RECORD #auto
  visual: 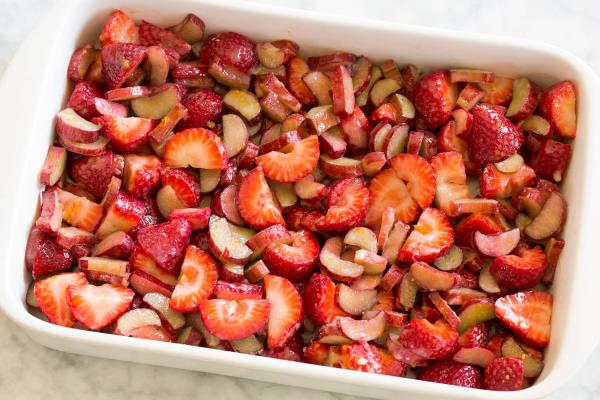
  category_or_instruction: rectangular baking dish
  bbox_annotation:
[1,0,599,399]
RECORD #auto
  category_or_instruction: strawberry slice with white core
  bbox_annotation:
[398,207,454,263]
[237,166,284,229]
[256,135,320,183]
[389,153,436,210]
[34,272,87,327]
[430,151,469,216]
[163,128,228,169]
[198,299,270,341]
[495,290,552,349]
[365,168,419,227]
[264,275,303,349]
[169,246,218,312]
[66,283,134,330]
[539,80,577,138]
[316,177,369,232]
[99,115,153,152]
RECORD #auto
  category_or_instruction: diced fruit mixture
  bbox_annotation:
[28,9,577,392]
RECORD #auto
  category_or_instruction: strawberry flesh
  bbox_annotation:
[136,219,192,274]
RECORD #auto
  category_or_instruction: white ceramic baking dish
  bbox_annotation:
[0,0,599,398]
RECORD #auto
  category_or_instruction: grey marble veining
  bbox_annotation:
[1,0,599,399]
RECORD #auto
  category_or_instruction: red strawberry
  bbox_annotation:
[59,189,104,233]
[138,20,191,56]
[100,43,147,89]
[491,246,547,290]
[487,334,506,357]
[163,128,227,170]
[264,274,304,348]
[480,163,537,199]
[198,32,257,73]
[495,290,552,348]
[484,357,524,391]
[379,349,408,377]
[263,335,304,362]
[137,219,191,274]
[66,283,134,330]
[389,153,436,209]
[169,246,218,312]
[398,208,454,263]
[256,135,320,183]
[437,120,468,153]
[365,168,419,226]
[198,298,270,340]
[530,139,572,183]
[161,168,200,207]
[95,191,145,238]
[262,230,320,282]
[214,280,263,300]
[179,89,223,130]
[340,342,383,373]
[99,115,153,152]
[538,80,577,138]
[32,240,73,279]
[303,341,331,365]
[412,70,457,129]
[418,359,483,388]
[398,319,458,360]
[123,154,162,199]
[468,103,524,165]
[316,177,369,232]
[99,9,139,46]
[479,77,513,106]
[70,151,115,198]
[34,272,87,327]
[67,81,103,120]
[430,151,469,216]
[237,167,285,229]
[455,213,503,247]
[458,322,488,348]
[303,273,349,325]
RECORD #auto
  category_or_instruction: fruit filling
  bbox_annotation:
[27,8,577,392]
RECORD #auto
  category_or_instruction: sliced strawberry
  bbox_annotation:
[31,239,73,279]
[66,283,134,330]
[163,128,228,169]
[418,358,483,388]
[458,322,488,348]
[398,318,458,360]
[303,273,348,325]
[99,9,139,46]
[484,357,524,391]
[137,219,191,274]
[468,103,524,165]
[99,115,153,152]
[340,342,383,373]
[479,77,513,106]
[179,89,223,130]
[67,81,104,120]
[123,154,162,199]
[264,275,303,348]
[237,166,284,229]
[100,43,147,89]
[430,151,470,216]
[491,246,547,290]
[34,272,87,327]
[138,20,191,56]
[59,189,104,233]
[398,208,454,263]
[198,298,270,340]
[480,163,537,199]
[389,153,436,209]
[495,290,552,348]
[198,32,257,73]
[538,80,577,138]
[530,139,572,182]
[455,213,503,248]
[95,191,145,238]
[70,150,115,198]
[316,177,369,232]
[214,281,263,300]
[412,70,457,129]
[365,168,419,227]
[303,341,331,365]
[161,168,200,206]
[379,349,408,377]
[262,230,320,282]
[255,135,320,183]
[437,120,468,153]
[263,334,303,362]
[169,246,218,312]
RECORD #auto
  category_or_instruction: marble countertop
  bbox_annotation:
[1,0,599,399]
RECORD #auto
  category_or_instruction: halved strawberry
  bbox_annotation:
[237,166,284,229]
[161,168,200,207]
[398,318,458,360]
[379,349,408,377]
[303,341,331,365]
[99,115,153,152]
[389,153,436,209]
[316,177,369,232]
[66,283,134,330]
[398,208,454,263]
[99,9,139,46]
[538,80,577,138]
[303,273,349,325]
[163,128,228,169]
[480,163,537,199]
[412,70,457,129]
[198,32,257,73]
[169,246,218,312]
[59,189,104,233]
[437,120,468,153]
[264,274,303,349]
[255,135,320,183]
[263,334,303,362]
[179,89,223,130]
[340,342,383,373]
[70,150,115,198]
[137,219,191,274]
[455,213,503,248]
[34,272,87,327]
[458,323,488,348]
[484,357,524,391]
[418,358,483,388]
[139,20,191,56]
[495,290,552,348]
[198,298,270,340]
[32,239,73,279]
[100,43,147,89]
[530,139,572,182]
[214,281,263,300]
[67,81,103,120]
[262,230,320,282]
[121,154,161,198]
[479,77,513,106]
[95,191,145,238]
[430,151,470,216]
[365,168,419,227]
[491,246,547,290]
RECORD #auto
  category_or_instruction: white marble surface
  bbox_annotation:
[1,0,600,399]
